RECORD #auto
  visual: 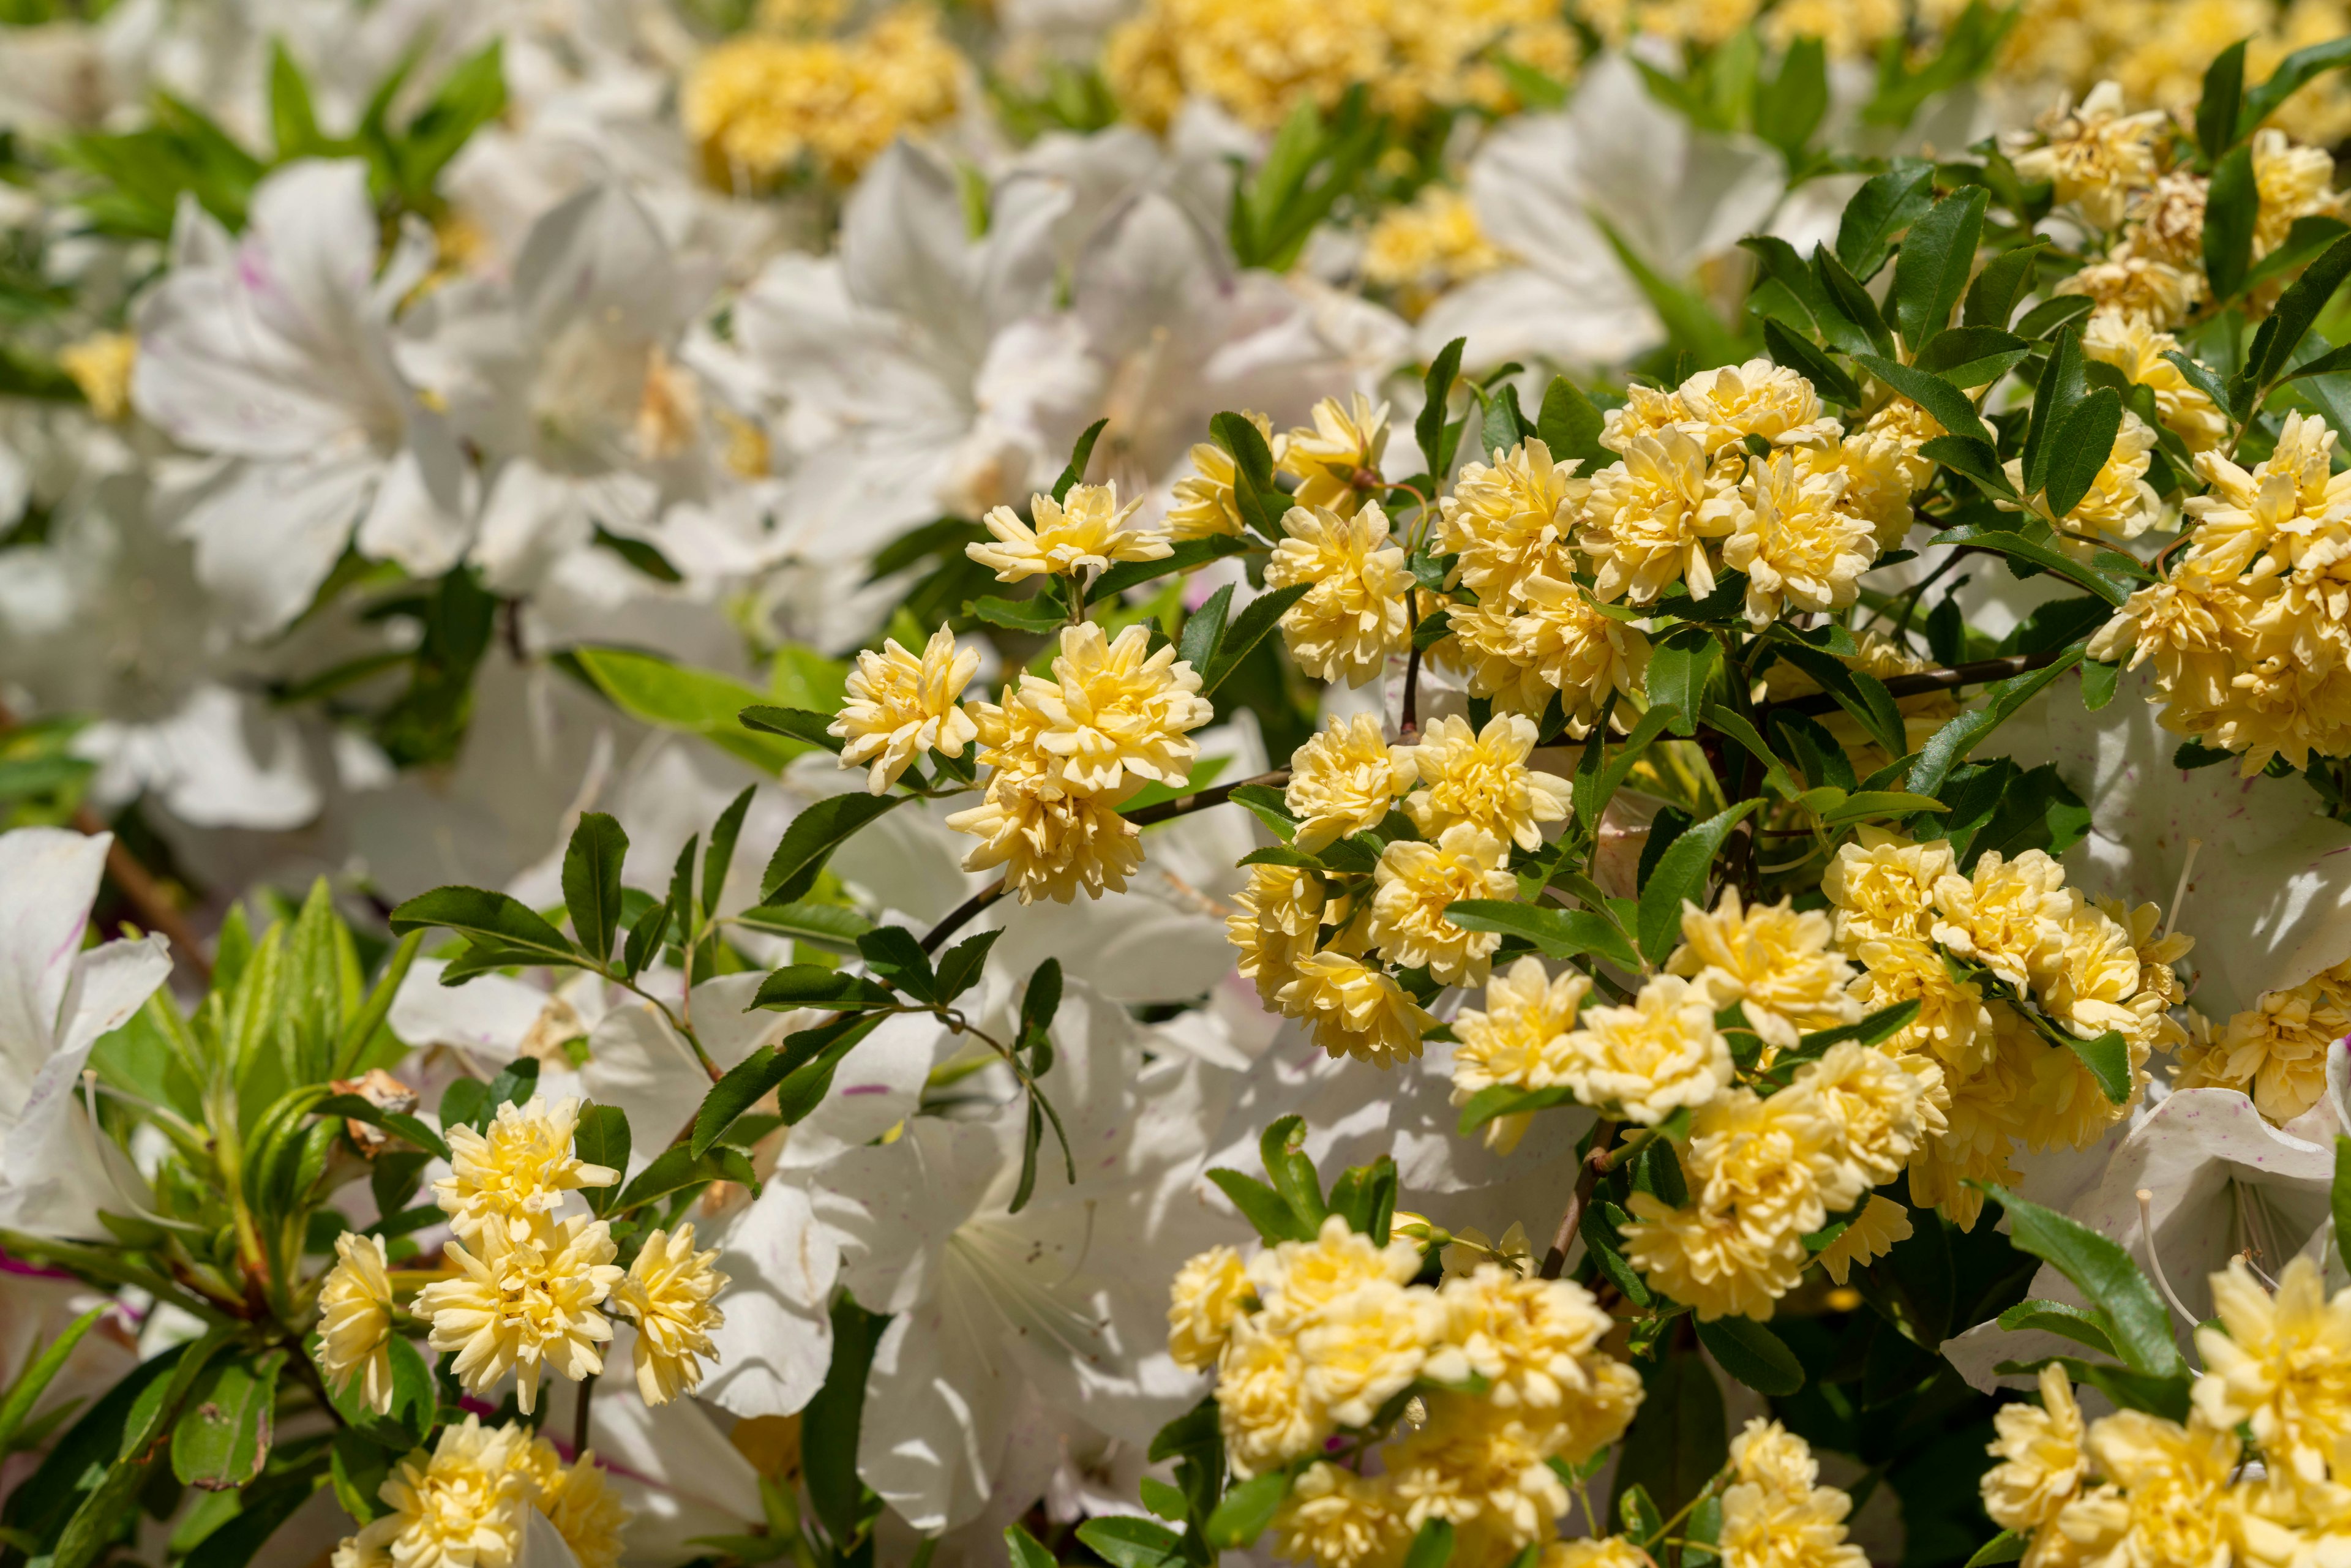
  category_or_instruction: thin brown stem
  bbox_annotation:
[73,807,212,983]
[572,1370,596,1456]
[1753,648,2069,724]
[1539,1120,1616,1280]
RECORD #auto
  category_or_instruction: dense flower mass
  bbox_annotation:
[10,10,2351,1568]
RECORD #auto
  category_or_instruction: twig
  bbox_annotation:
[73,806,212,985]
[1539,1120,1616,1280]
[572,1370,596,1457]
[1753,648,2070,723]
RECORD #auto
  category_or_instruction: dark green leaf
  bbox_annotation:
[1202,584,1313,696]
[805,1297,883,1544]
[1914,325,2030,388]
[0,1305,108,1457]
[2241,233,2351,394]
[761,794,902,905]
[1646,627,1720,737]
[1906,642,2087,795]
[1980,1185,2186,1379]
[1836,164,1937,282]
[2042,386,2124,520]
[2204,143,2258,303]
[2197,40,2248,160]
[1052,418,1108,503]
[732,901,868,954]
[1260,1114,1328,1235]
[1008,1523,1061,1568]
[1535,375,1608,467]
[1076,1517,1184,1568]
[1760,318,1861,406]
[575,1105,629,1214]
[738,705,844,754]
[1964,242,2042,329]
[1179,583,1234,673]
[171,1351,283,1490]
[561,812,628,962]
[1926,528,2129,606]
[934,929,1002,1003]
[1207,1471,1289,1549]
[1892,187,1990,347]
[750,964,894,1010]
[775,1015,887,1124]
[1611,1351,1727,1534]
[620,902,671,979]
[1856,354,1991,445]
[1446,901,1640,971]
[1966,1532,2030,1568]
[855,925,936,1003]
[1417,337,1468,479]
[1404,1519,1455,1568]
[387,887,575,965]
[1996,1297,2118,1358]
[2241,33,2351,130]
[1635,798,1765,962]
[1694,1317,1803,1396]
[1209,1168,1313,1242]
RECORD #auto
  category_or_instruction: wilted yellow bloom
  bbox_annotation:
[1229,863,1327,1008]
[1719,1419,1869,1568]
[59,332,135,422]
[435,1097,621,1247]
[1391,712,1572,855]
[1932,849,2073,989]
[970,482,1169,583]
[1668,888,1861,1052]
[1722,449,1878,628]
[1674,359,1842,457]
[945,763,1147,903]
[1581,426,1737,604]
[1010,621,1214,794]
[2191,1255,2351,1499]
[831,625,980,791]
[418,1217,623,1416]
[1983,1364,2087,1537]
[2173,970,2351,1123]
[335,1417,530,1568]
[1450,958,1592,1150]
[612,1224,726,1406]
[1816,1195,1912,1286]
[682,8,961,185]
[2083,310,2227,452]
[1169,1245,1254,1370]
[1824,828,1955,945]
[1273,1463,1411,1568]
[319,1231,397,1416]
[1283,395,1390,516]
[1556,973,1733,1127]
[1216,1313,1329,1477]
[1288,715,1402,853]
[1168,414,1274,540]
[2057,249,2204,330]
[1436,438,1587,599]
[2006,81,2167,231]
[1369,823,1515,986]
[1265,501,1414,686]
[1280,951,1438,1067]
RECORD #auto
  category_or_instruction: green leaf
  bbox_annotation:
[1966,1532,2030,1568]
[1178,582,1234,673]
[1760,318,1861,406]
[1076,1517,1184,1568]
[1693,1317,1803,1396]
[1646,627,1721,737]
[1573,705,1675,833]
[776,1016,887,1124]
[2042,387,2124,520]
[738,705,844,754]
[2058,1027,2131,1104]
[573,646,804,772]
[1821,791,1947,824]
[1754,36,1828,157]
[2015,293,2096,341]
[1209,1167,1313,1242]
[1611,1351,1727,1536]
[1636,798,1765,962]
[1980,1185,2186,1379]
[1535,375,1608,467]
[268,43,324,159]
[0,1305,108,1457]
[1741,235,1869,356]
[574,1105,630,1213]
[2241,233,2351,396]
[1207,1472,1289,1550]
[388,885,577,966]
[399,41,505,193]
[1445,900,1640,970]
[1770,640,1907,757]
[1855,353,1991,445]
[1997,1297,2118,1358]
[751,965,894,1010]
[761,794,902,905]
[2241,32,2351,130]
[1417,337,1468,479]
[857,925,937,1003]
[1701,704,1802,801]
[1228,783,1300,841]
[315,1095,451,1162]
[1964,242,2042,329]
[1094,535,1251,599]
[692,1048,786,1158]
[1007,1523,1061,1568]
[1836,163,1936,282]
[1914,325,2030,388]
[171,1351,283,1490]
[621,902,671,978]
[1906,643,2087,795]
[2197,39,2248,160]
[1202,584,1313,696]
[1926,527,2130,606]
[561,812,628,962]
[2336,1136,2351,1277]
[934,929,1002,1004]
[733,901,871,953]
[1052,417,1108,503]
[1599,219,1741,367]
[1892,186,1990,347]
[1260,1114,1329,1236]
[1457,1082,1580,1135]
[804,1297,883,1545]
[2204,143,2259,303]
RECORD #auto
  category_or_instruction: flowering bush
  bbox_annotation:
[7,2,2351,1568]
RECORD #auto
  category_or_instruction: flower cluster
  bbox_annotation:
[332,1415,632,1568]
[1170,1215,1642,1568]
[683,6,964,186]
[2175,958,2351,1124]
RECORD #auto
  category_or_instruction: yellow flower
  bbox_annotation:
[1554,973,1733,1127]
[435,1097,621,1247]
[1368,823,1516,987]
[1907,1007,2036,1229]
[1722,448,1879,628]
[1288,715,1403,853]
[1104,0,1388,132]
[1848,931,1993,1073]
[831,625,981,792]
[2055,1411,2246,1568]
[1673,359,1842,457]
[1425,1266,1643,1456]
[1295,1278,1441,1427]
[1272,1463,1411,1568]
[2083,310,2228,453]
[1168,414,1274,540]
[1824,828,1955,945]
[59,333,136,422]
[1450,958,1591,1151]
[516,1441,632,1568]
[1283,394,1390,516]
[1012,621,1214,794]
[2176,410,2351,582]
[1365,186,1510,310]
[1450,572,1653,730]
[2252,126,2344,256]
[1265,501,1415,686]
[1436,438,1588,600]
[1216,1314,1329,1478]
[1169,1245,1254,1370]
[320,1231,398,1416]
[1600,381,1691,454]
[1826,400,1940,549]
[968,482,1170,583]
[1278,951,1436,1068]
[1581,426,1738,604]
[1719,1419,1869,1568]
[1390,712,1572,856]
[2030,896,2150,1049]
[2005,81,2167,231]
[681,8,961,186]
[1384,1392,1572,1568]
[1757,0,1902,59]
[337,1416,530,1568]
[612,1223,726,1406]
[1816,1195,1912,1286]
[1667,887,1860,1052]
[1982,1364,2087,1537]
[417,1217,624,1416]
[2191,1255,2351,1497]
[944,763,1146,903]
[1251,1214,1426,1329]
[1623,1090,1829,1319]
[2173,973,2351,1123]
[1791,1043,1940,1206]
[1932,848,2072,989]
[1229,862,1327,1008]
[2123,170,2210,275]
[1544,1540,1652,1568]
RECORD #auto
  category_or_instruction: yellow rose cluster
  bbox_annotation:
[1984,1256,2351,1568]
[1230,710,1575,1067]
[1168,1217,1643,1568]
[681,6,963,187]
[2092,409,2351,776]
[315,1097,728,1420]
[2175,956,2351,1124]
[1104,0,1577,132]
[332,1414,632,1568]
[1824,833,2190,1228]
